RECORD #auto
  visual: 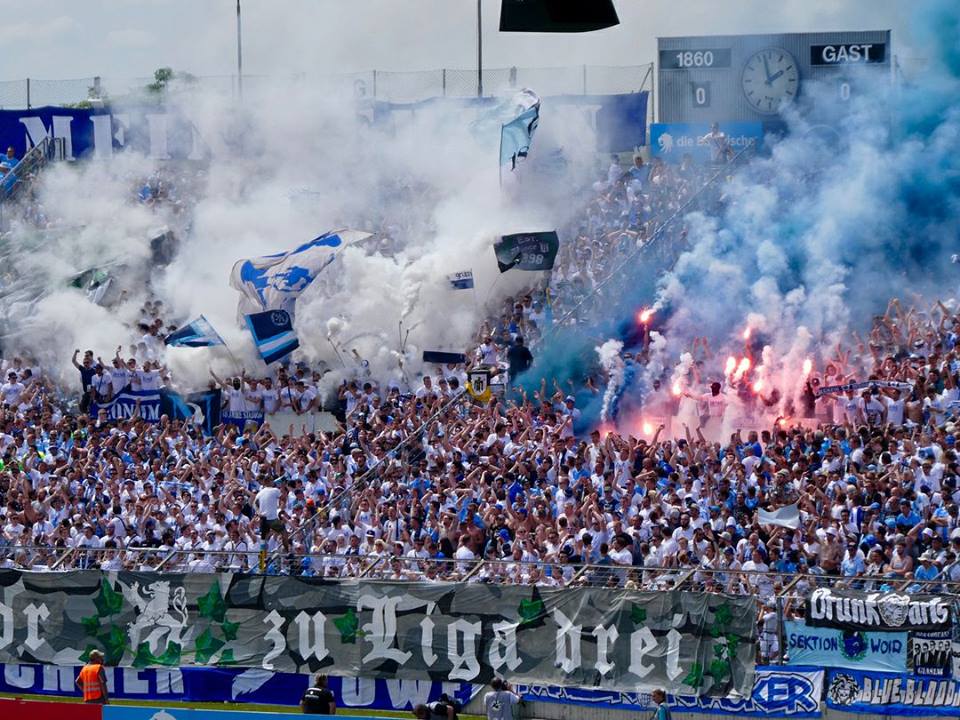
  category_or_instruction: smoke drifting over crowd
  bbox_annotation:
[531,1,960,434]
[5,81,598,389]
[5,1,960,431]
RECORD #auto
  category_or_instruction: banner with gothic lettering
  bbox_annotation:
[0,570,756,696]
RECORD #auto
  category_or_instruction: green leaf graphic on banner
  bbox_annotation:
[133,641,182,668]
[334,608,360,643]
[79,644,98,663]
[683,662,704,688]
[221,620,240,642]
[630,605,647,624]
[197,582,226,622]
[98,625,128,665]
[93,580,124,617]
[725,634,739,656]
[133,642,154,668]
[709,658,729,681]
[713,604,733,626]
[219,648,236,664]
[81,614,101,636]
[195,627,225,664]
[518,598,544,625]
[155,642,182,666]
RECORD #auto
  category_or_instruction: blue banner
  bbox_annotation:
[374,92,648,152]
[91,389,161,422]
[159,389,223,436]
[650,121,763,163]
[517,667,824,717]
[785,620,907,673]
[0,106,200,160]
[222,408,264,431]
[825,668,960,716]
[0,665,477,710]
[104,709,382,720]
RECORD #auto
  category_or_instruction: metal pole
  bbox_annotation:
[25,77,30,109]
[236,0,243,100]
[477,0,483,97]
[649,61,655,125]
[775,595,786,665]
[582,64,587,95]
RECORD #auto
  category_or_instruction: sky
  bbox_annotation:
[0,0,919,83]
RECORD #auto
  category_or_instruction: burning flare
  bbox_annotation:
[734,357,751,380]
[638,308,653,324]
[743,327,752,340]
[671,380,682,396]
[802,358,813,376]
[724,356,737,376]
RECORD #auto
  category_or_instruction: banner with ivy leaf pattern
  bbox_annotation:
[0,570,756,695]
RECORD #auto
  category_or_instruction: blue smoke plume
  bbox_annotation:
[524,0,960,433]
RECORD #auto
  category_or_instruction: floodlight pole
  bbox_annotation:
[477,0,483,97]
[236,0,244,100]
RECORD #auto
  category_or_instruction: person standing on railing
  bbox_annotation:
[1,146,17,169]
[76,650,109,704]
[699,123,732,165]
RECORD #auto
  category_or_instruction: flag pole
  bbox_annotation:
[327,337,347,367]
[498,123,504,190]
[221,343,244,374]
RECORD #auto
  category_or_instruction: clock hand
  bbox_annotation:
[768,69,785,83]
[762,55,772,84]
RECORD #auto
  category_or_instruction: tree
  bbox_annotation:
[146,67,175,94]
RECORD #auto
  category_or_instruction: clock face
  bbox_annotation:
[741,48,799,114]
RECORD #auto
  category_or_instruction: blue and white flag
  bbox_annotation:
[500,89,541,170]
[448,270,475,290]
[246,309,299,365]
[230,230,372,312]
[164,315,225,347]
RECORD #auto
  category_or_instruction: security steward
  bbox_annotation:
[76,649,109,704]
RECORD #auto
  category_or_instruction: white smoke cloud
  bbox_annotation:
[596,338,624,423]
[4,77,599,391]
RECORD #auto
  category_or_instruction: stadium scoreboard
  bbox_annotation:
[657,31,891,124]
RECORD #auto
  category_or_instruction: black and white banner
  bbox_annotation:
[910,630,953,678]
[0,570,756,696]
[816,380,913,397]
[805,588,952,632]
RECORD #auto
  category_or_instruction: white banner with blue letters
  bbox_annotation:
[517,667,824,717]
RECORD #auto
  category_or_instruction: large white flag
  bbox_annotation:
[758,503,801,529]
[230,230,372,312]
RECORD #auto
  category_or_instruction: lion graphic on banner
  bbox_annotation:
[123,580,190,655]
[827,673,860,705]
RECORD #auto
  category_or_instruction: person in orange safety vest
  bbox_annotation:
[76,650,109,704]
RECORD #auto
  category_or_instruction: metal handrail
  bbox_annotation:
[0,137,56,202]
[3,543,959,595]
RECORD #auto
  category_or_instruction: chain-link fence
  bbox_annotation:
[0,64,651,109]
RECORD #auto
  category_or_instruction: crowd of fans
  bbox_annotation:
[1,148,959,669]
